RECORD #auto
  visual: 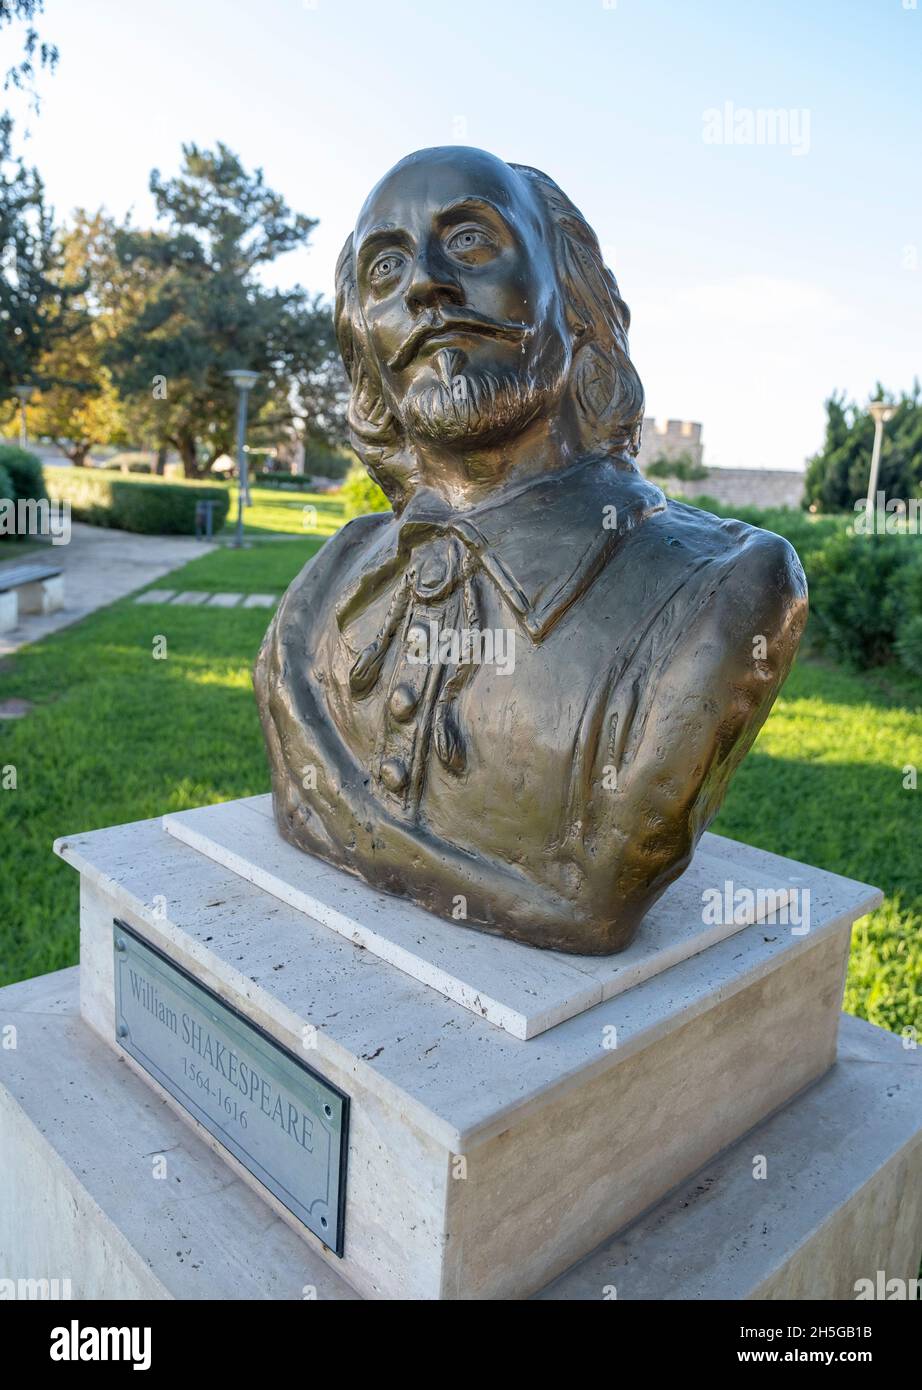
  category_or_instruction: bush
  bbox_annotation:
[252,471,305,490]
[0,446,48,540]
[43,468,230,535]
[808,531,918,669]
[0,445,48,505]
[303,444,354,481]
[106,451,155,474]
[339,465,390,518]
[891,548,922,677]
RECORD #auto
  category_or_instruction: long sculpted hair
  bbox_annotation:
[333,159,645,513]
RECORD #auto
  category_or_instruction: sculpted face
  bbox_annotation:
[353,147,571,450]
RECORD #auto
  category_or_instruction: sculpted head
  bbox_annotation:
[334,147,644,509]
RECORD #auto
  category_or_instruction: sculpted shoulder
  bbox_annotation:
[645,500,812,711]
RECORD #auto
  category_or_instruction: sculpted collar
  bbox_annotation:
[337,455,666,643]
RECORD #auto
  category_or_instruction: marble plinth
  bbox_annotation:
[2,971,919,1301]
[36,807,883,1300]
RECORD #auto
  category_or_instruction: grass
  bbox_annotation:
[712,655,922,1033]
[0,531,919,1037]
[221,484,347,538]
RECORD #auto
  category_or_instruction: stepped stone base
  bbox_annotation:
[0,802,914,1299]
[1,970,919,1301]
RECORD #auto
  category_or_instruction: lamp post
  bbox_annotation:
[864,400,897,532]
[11,384,35,449]
[225,369,260,548]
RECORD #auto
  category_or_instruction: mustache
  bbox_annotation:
[386,311,531,372]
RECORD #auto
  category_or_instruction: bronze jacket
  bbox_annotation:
[254,455,807,953]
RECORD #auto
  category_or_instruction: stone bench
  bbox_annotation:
[0,561,65,632]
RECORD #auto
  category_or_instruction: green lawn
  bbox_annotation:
[221,484,346,537]
[0,534,919,1036]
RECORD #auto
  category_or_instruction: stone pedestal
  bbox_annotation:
[1,799,919,1301]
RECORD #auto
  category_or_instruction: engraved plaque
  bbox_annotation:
[112,920,348,1254]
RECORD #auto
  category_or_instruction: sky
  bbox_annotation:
[6,0,921,471]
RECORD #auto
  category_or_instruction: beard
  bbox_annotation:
[398,339,569,449]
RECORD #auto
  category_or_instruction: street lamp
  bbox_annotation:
[11,384,35,450]
[225,369,260,548]
[864,399,897,532]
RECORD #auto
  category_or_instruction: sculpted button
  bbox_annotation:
[419,556,447,588]
[379,758,408,793]
[389,683,419,722]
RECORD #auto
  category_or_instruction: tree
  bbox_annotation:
[804,385,922,513]
[1,0,57,105]
[104,143,341,477]
[0,114,79,408]
[645,451,708,483]
[22,210,128,463]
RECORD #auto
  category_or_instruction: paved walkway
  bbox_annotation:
[0,524,216,656]
[134,589,278,609]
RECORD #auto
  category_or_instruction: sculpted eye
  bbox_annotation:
[445,226,496,259]
[369,252,405,285]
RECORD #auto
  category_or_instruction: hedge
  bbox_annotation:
[43,468,230,536]
[0,445,49,540]
[0,445,48,505]
[0,463,13,511]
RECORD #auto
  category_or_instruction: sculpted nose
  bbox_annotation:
[403,243,463,314]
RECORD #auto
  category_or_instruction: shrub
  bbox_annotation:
[807,531,917,669]
[303,444,354,481]
[106,451,155,473]
[891,548,922,677]
[339,465,390,518]
[253,471,305,490]
[0,463,13,510]
[43,468,230,535]
[0,445,48,505]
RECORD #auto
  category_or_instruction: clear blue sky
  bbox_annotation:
[8,0,921,470]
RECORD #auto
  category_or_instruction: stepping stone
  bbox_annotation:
[0,697,34,719]
[134,590,176,605]
[241,594,279,608]
[171,592,210,606]
[205,593,244,608]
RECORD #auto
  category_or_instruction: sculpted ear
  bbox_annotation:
[573,342,623,428]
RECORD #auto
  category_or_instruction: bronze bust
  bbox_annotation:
[254,147,807,954]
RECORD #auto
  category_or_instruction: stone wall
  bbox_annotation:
[664,467,806,510]
[635,417,805,509]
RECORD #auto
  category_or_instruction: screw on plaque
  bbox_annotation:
[117,1024,129,1039]
[116,937,127,953]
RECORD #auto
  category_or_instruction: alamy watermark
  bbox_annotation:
[0,497,71,544]
[702,879,811,934]
[406,621,515,675]
[853,493,922,536]
[703,101,811,157]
